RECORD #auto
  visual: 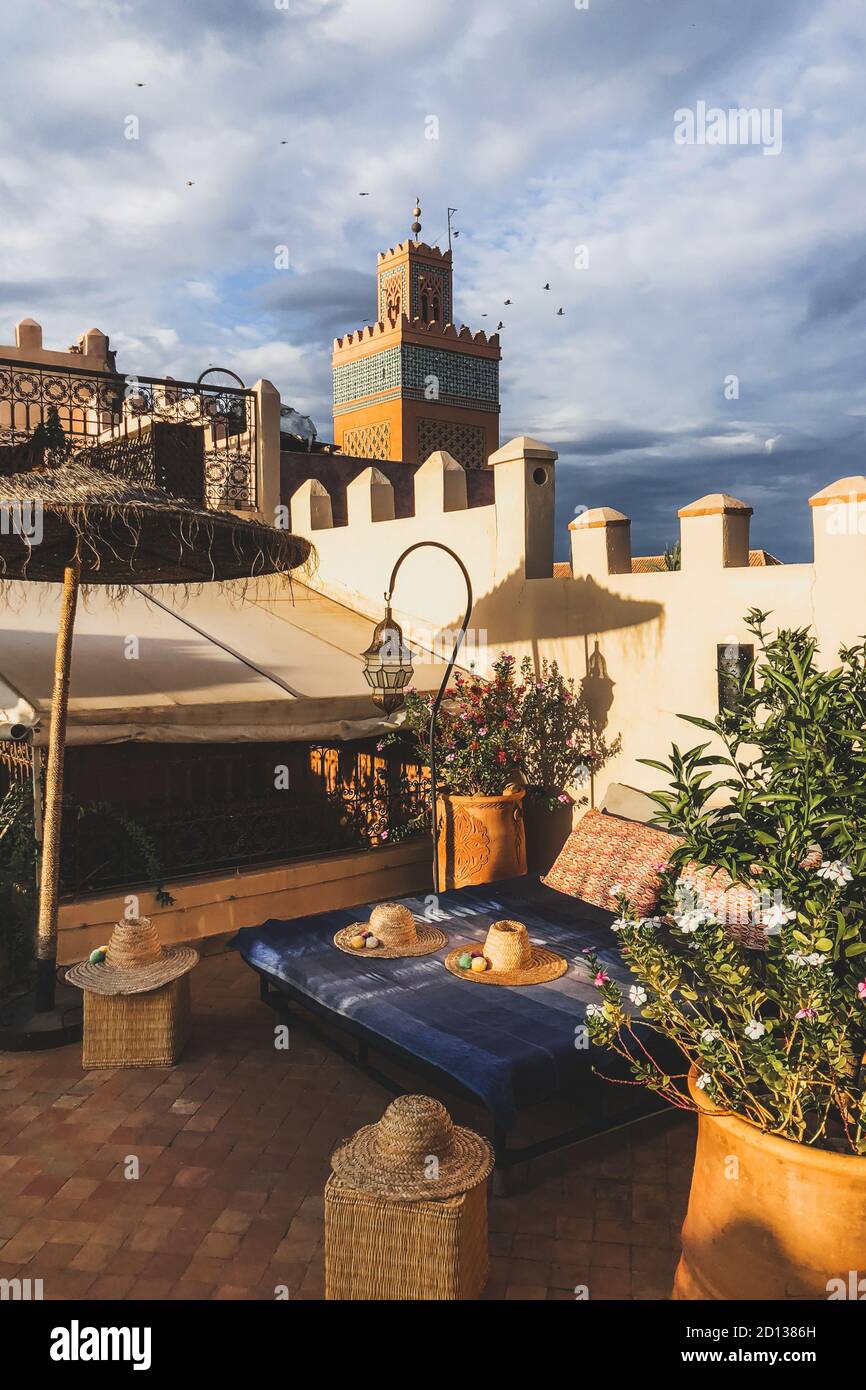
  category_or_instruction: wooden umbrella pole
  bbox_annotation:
[34,560,80,1012]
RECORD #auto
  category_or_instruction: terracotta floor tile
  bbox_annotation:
[0,947,695,1303]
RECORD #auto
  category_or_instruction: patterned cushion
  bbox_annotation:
[542,808,683,914]
[679,862,759,927]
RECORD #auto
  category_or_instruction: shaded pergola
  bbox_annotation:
[0,460,310,1048]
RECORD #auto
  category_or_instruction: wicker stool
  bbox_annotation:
[82,974,191,1069]
[324,1173,489,1300]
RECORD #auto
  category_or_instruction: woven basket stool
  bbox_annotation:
[324,1173,489,1300]
[82,974,191,1069]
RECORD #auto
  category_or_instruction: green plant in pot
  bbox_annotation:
[584,610,866,1300]
[387,653,525,889]
[515,655,618,872]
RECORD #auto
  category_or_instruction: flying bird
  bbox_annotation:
[452,229,460,238]
[496,321,504,330]
[504,298,512,305]
[358,192,370,197]
[280,140,288,145]
[543,282,550,290]
[136,83,145,87]
[186,181,195,187]
[556,307,564,315]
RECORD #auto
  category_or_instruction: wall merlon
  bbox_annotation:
[570,507,632,577]
[291,478,334,532]
[413,450,468,513]
[679,491,751,571]
[347,465,395,524]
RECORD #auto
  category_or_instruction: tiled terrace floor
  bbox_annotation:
[0,946,695,1301]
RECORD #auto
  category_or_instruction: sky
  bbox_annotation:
[1,0,865,560]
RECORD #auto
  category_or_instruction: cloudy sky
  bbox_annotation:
[2,0,865,559]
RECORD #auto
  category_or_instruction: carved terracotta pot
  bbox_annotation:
[674,1064,866,1300]
[436,789,527,890]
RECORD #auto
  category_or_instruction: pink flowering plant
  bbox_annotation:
[389,652,523,795]
[387,651,612,801]
[585,611,866,1154]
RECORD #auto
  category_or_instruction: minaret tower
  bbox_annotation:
[332,200,501,467]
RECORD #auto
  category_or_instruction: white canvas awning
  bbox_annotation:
[0,579,455,745]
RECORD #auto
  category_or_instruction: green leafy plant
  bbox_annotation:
[30,407,70,465]
[650,540,681,571]
[76,801,176,906]
[515,655,619,811]
[585,610,866,1154]
[0,782,37,989]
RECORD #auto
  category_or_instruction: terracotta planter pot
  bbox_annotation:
[674,1064,866,1300]
[523,798,575,875]
[436,789,527,890]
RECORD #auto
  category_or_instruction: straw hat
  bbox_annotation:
[444,918,568,987]
[330,1094,493,1200]
[333,902,448,959]
[65,917,198,996]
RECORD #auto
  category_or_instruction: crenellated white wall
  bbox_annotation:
[283,441,866,804]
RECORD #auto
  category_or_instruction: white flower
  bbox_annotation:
[675,907,716,934]
[628,985,647,1007]
[608,884,625,900]
[695,1072,712,1090]
[585,1003,605,1019]
[817,859,853,887]
[762,902,796,932]
[700,1028,721,1045]
[611,916,630,933]
[744,1019,766,1040]
[787,950,830,969]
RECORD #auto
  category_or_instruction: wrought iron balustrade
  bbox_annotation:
[56,741,430,897]
[0,357,257,510]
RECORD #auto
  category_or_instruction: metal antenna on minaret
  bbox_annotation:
[447,207,457,253]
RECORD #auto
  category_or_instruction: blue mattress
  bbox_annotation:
[231,876,642,1131]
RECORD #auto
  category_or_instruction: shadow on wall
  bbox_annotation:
[466,570,664,649]
[581,639,615,734]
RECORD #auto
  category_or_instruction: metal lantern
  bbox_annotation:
[361,606,414,714]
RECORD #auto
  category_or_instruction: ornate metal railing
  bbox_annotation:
[56,741,430,897]
[0,357,257,509]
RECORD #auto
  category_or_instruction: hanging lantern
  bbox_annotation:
[361,605,414,713]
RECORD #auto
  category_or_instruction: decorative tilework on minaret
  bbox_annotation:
[332,201,501,467]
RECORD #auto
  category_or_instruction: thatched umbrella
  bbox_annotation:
[0,461,310,1047]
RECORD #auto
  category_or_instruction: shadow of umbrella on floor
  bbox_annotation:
[0,460,311,1049]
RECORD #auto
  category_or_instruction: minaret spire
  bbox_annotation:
[410,198,422,241]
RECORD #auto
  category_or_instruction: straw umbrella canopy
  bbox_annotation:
[0,460,311,1036]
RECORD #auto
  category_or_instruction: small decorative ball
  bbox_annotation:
[470,956,488,973]
[457,952,473,970]
[89,948,105,965]
[349,935,367,950]
[365,936,380,949]
[470,948,483,957]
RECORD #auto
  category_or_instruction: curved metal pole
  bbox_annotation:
[386,542,473,897]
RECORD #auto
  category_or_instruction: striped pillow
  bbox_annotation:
[542,808,683,914]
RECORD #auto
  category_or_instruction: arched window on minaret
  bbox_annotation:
[432,295,440,323]
[421,292,429,323]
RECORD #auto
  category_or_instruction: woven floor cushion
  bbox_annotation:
[679,861,759,926]
[542,808,683,914]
